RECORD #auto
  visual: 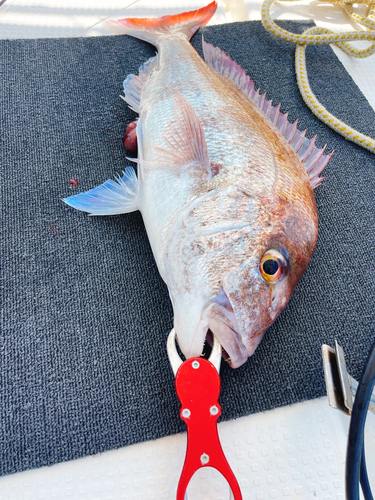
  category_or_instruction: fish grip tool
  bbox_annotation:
[167,329,243,500]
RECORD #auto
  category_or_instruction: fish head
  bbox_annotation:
[166,186,318,368]
[219,196,318,367]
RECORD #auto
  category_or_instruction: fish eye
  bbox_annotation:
[260,250,287,283]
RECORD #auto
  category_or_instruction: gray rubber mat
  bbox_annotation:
[1,20,374,476]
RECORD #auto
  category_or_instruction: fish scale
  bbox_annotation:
[64,1,331,369]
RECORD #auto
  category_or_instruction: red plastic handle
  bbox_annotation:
[175,357,242,500]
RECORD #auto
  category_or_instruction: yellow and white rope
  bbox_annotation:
[261,0,375,153]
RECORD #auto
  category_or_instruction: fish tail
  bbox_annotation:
[103,1,217,46]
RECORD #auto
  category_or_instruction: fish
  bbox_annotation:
[63,1,331,368]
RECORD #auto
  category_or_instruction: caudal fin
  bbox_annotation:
[104,1,217,46]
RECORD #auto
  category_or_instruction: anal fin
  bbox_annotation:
[123,55,158,113]
[63,167,138,215]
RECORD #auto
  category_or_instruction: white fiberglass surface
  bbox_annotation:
[0,397,374,499]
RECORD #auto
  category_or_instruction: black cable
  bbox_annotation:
[346,339,375,500]
[360,445,374,500]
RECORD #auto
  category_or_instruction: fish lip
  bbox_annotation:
[202,290,248,368]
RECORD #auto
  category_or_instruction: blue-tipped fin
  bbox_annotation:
[63,167,138,215]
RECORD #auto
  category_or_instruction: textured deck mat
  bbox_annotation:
[1,20,374,476]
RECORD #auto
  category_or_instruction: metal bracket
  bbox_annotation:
[322,340,375,415]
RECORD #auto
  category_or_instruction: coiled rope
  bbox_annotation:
[261,0,375,153]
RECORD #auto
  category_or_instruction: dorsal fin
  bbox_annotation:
[203,35,256,101]
[202,36,331,188]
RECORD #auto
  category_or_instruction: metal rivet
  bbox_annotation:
[210,405,219,415]
[200,453,209,465]
[182,408,191,418]
[192,361,200,369]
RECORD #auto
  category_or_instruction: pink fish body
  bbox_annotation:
[64,2,330,368]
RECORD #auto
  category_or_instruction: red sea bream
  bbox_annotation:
[64,2,331,368]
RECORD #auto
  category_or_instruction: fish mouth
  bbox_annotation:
[202,290,248,368]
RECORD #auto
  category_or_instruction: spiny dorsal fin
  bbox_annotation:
[202,36,331,188]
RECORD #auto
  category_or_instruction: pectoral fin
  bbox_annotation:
[63,167,138,215]
[150,91,212,177]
